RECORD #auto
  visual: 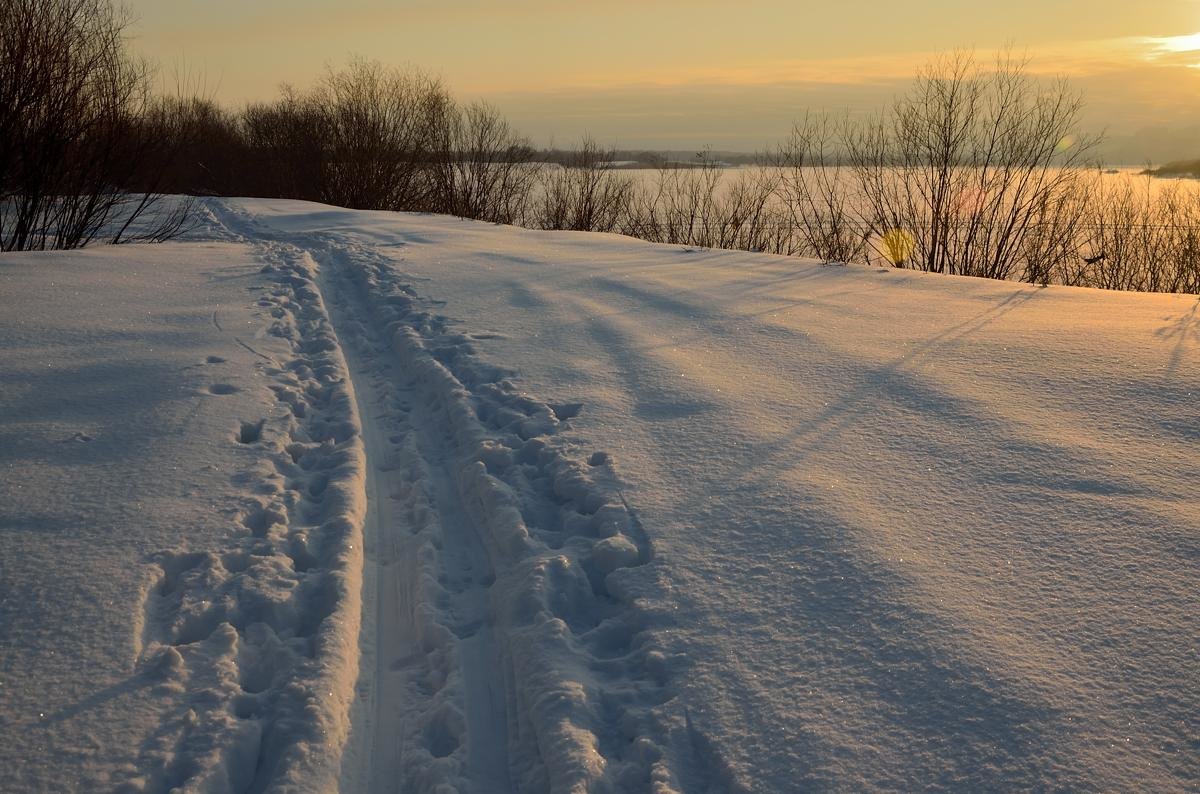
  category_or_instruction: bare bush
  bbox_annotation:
[624,151,782,252]
[234,61,457,211]
[625,154,722,245]
[842,52,1099,277]
[774,115,872,262]
[0,0,186,250]
[149,96,249,197]
[712,166,788,253]
[536,138,635,232]
[775,53,1103,275]
[1055,177,1200,293]
[1016,180,1091,287]
[242,88,328,201]
[430,101,537,224]
[313,60,454,211]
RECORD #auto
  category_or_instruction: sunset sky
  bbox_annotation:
[126,0,1200,157]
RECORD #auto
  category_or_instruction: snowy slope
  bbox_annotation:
[1,197,1197,792]
[0,220,369,791]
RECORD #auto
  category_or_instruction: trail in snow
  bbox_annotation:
[229,199,1199,792]
[209,201,672,792]
[113,220,370,791]
[322,243,512,793]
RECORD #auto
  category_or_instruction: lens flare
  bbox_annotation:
[1055,135,1076,152]
[881,228,916,266]
[953,187,987,215]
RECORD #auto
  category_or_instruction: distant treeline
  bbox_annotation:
[3,0,1198,293]
[535,150,760,168]
[1142,159,1200,180]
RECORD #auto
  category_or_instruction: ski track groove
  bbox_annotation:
[324,245,513,793]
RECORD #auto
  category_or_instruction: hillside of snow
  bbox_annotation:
[1,198,1196,792]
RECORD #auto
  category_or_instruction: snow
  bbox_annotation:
[0,221,367,791]
[2,197,1197,792]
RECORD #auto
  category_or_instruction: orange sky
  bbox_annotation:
[125,1,1200,157]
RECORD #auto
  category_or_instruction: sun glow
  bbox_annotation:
[1151,31,1200,52]
[1140,31,1200,67]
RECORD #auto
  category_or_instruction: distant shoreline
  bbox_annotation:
[1140,159,1200,179]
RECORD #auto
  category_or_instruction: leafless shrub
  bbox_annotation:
[0,0,188,250]
[774,115,872,262]
[241,89,328,201]
[234,61,457,211]
[712,166,788,253]
[1056,177,1200,293]
[624,154,722,245]
[535,138,636,232]
[1016,181,1091,287]
[313,60,454,211]
[841,52,1099,277]
[624,151,782,252]
[430,101,537,224]
[149,96,249,197]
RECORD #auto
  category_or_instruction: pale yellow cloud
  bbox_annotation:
[536,33,1197,93]
[1136,31,1200,67]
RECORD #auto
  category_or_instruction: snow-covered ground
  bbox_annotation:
[1,197,1196,792]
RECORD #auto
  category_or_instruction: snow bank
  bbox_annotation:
[236,197,1199,791]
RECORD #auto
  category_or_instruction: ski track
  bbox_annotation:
[187,200,677,793]
[129,216,368,792]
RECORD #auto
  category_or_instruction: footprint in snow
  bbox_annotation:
[237,420,265,444]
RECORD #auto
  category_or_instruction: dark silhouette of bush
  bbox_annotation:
[430,101,537,224]
[535,138,636,232]
[0,0,187,250]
